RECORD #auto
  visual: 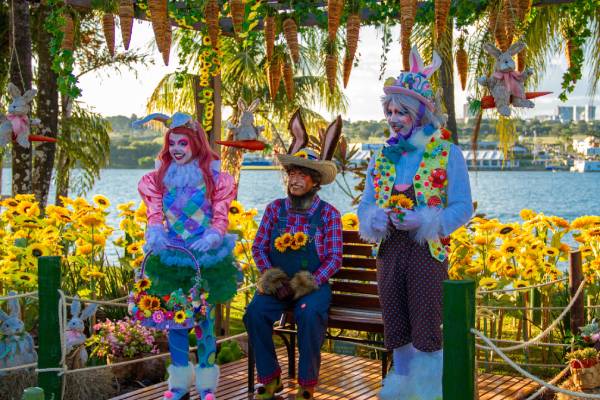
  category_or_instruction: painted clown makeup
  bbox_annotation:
[168,133,193,165]
[385,102,414,138]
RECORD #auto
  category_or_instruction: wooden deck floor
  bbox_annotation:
[110,349,539,400]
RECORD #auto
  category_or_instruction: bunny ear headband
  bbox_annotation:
[275,110,342,185]
[133,112,201,133]
[383,46,442,112]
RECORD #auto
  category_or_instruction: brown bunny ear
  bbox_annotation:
[287,109,309,155]
[320,116,342,160]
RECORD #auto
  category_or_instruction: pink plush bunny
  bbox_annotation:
[477,42,534,117]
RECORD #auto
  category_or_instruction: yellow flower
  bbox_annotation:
[174,310,187,324]
[274,237,287,252]
[341,213,359,230]
[134,278,151,292]
[127,242,143,254]
[63,231,77,241]
[544,247,560,257]
[229,200,244,215]
[13,272,37,286]
[586,228,600,239]
[571,216,600,230]
[117,201,135,212]
[522,265,537,280]
[26,243,49,258]
[559,243,571,253]
[501,264,517,278]
[139,295,160,311]
[479,277,498,290]
[87,268,106,279]
[93,195,111,209]
[80,214,104,229]
[498,224,516,235]
[465,263,483,275]
[520,209,537,221]
[134,203,147,222]
[90,234,106,246]
[2,198,19,208]
[293,231,308,247]
[280,232,293,247]
[234,242,246,257]
[500,240,519,255]
[120,218,133,232]
[76,243,93,256]
[73,197,90,209]
[473,235,492,246]
[16,201,40,217]
[550,216,570,230]
[476,221,499,233]
[513,280,529,289]
[132,255,144,268]
[387,194,414,210]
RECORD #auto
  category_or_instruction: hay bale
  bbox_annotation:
[64,368,116,400]
[557,376,600,399]
[0,369,36,400]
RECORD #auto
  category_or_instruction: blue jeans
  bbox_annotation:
[243,284,331,387]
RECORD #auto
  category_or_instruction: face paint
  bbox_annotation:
[169,133,193,165]
[385,102,414,137]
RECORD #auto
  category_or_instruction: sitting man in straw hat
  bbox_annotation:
[244,111,343,400]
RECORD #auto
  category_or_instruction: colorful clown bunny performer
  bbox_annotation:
[129,112,239,400]
[358,47,473,400]
[244,111,343,400]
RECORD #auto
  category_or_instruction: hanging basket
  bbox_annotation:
[570,358,600,390]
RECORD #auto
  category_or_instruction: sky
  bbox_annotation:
[78,20,599,121]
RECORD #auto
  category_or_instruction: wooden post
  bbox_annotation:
[211,74,222,153]
[443,280,477,400]
[37,256,62,400]
[569,250,584,336]
[22,387,44,400]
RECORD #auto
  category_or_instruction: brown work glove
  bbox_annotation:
[290,271,319,300]
[257,268,294,300]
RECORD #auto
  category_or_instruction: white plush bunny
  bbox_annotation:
[0,292,37,375]
[0,83,40,148]
[477,42,534,117]
[227,98,264,141]
[65,296,98,366]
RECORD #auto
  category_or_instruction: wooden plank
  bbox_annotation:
[331,268,377,282]
[331,293,381,309]
[342,230,370,244]
[331,281,379,295]
[341,257,377,269]
[343,244,375,257]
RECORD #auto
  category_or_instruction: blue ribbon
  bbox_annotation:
[381,138,417,163]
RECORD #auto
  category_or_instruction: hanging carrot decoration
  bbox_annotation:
[282,55,295,100]
[102,13,115,57]
[328,0,344,41]
[343,13,360,88]
[456,36,468,91]
[283,17,300,64]
[61,12,75,51]
[516,0,531,71]
[230,0,245,37]
[265,15,276,62]
[325,39,337,93]
[399,0,417,70]
[205,0,220,49]
[148,0,170,64]
[434,0,450,41]
[269,50,283,100]
[119,0,134,50]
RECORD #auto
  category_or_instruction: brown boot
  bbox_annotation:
[295,386,314,400]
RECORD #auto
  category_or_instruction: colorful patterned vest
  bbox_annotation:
[163,185,212,243]
[372,131,451,262]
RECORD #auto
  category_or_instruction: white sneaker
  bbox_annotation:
[378,372,412,400]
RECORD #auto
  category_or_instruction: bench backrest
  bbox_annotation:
[329,230,380,310]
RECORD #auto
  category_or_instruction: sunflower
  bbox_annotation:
[134,203,147,222]
[76,243,93,256]
[90,234,106,246]
[342,213,359,230]
[93,195,111,209]
[173,310,187,324]
[293,232,308,246]
[202,35,211,45]
[14,272,37,286]
[498,224,515,235]
[550,216,570,230]
[138,295,155,311]
[87,268,106,279]
[117,201,135,212]
[132,255,144,268]
[274,237,287,252]
[387,194,414,210]
[522,265,537,280]
[280,233,293,247]
[500,240,519,255]
[229,200,244,215]
[465,263,483,275]
[586,228,600,238]
[127,242,143,255]
[134,278,151,292]
[544,247,560,257]
[2,198,18,208]
[26,243,49,258]
[80,214,104,229]
[513,280,529,289]
[501,264,517,278]
[572,216,600,230]
[16,201,40,217]
[479,277,499,290]
[519,209,537,221]
[476,221,499,233]
[559,243,572,253]
[473,235,491,246]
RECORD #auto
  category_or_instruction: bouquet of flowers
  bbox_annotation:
[385,194,414,223]
[86,318,163,361]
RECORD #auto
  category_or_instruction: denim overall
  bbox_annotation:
[244,201,332,387]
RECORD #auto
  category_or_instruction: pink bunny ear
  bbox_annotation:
[422,51,442,78]
[409,46,425,73]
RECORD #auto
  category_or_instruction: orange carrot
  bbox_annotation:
[283,18,300,64]
[328,0,343,41]
[230,0,245,37]
[119,0,134,50]
[326,53,337,93]
[102,13,115,57]
[456,40,468,91]
[435,0,451,41]
[205,0,220,49]
[265,15,275,62]
[282,56,294,100]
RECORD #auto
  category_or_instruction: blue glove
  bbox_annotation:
[390,209,422,231]
[189,230,223,252]
[143,224,169,253]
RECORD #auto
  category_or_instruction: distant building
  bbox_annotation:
[575,106,586,122]
[573,136,600,156]
[556,105,596,122]
[462,150,519,169]
[557,106,574,123]
[586,105,596,121]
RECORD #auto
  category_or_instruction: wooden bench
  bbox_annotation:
[247,230,389,393]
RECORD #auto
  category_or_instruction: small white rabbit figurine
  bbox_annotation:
[477,42,534,117]
[0,292,37,375]
[65,296,98,366]
[0,82,40,148]
[227,98,265,141]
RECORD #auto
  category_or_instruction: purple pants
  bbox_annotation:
[376,189,448,352]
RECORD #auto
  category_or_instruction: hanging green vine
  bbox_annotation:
[45,0,81,99]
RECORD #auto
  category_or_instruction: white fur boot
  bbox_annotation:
[195,364,220,400]
[164,364,195,400]
[378,371,413,400]
[407,350,443,400]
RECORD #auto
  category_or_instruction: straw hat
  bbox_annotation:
[276,148,338,185]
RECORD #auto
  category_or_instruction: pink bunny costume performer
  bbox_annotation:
[129,112,239,400]
[358,48,473,400]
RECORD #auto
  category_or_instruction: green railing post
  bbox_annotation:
[37,256,62,400]
[443,279,476,400]
[22,387,44,400]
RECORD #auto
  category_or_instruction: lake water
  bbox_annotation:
[5,168,600,226]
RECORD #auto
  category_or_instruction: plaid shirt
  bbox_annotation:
[252,196,343,286]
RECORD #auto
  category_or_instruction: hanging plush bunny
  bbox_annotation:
[477,42,534,117]
[227,98,265,141]
[65,296,98,367]
[0,83,40,148]
[0,292,37,374]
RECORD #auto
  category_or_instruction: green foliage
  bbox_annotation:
[217,340,243,365]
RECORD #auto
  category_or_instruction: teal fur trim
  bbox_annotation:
[158,234,236,268]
